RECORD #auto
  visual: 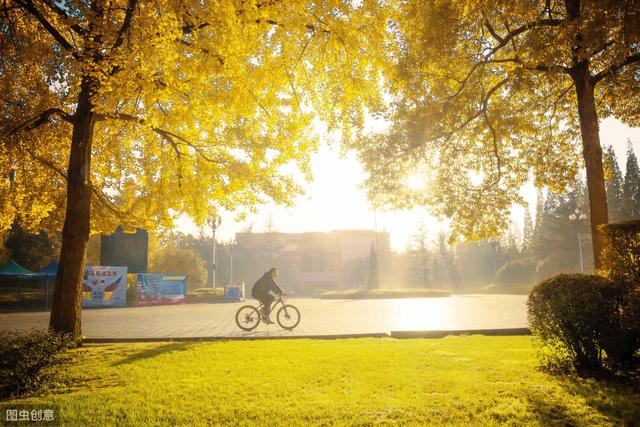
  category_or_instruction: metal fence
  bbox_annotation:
[0,277,54,311]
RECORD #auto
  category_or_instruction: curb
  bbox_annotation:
[82,329,531,343]
[390,328,531,339]
[83,332,391,343]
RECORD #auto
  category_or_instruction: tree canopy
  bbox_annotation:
[354,0,640,267]
[0,0,391,335]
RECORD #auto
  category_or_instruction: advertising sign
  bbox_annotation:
[136,274,187,306]
[224,283,245,302]
[82,266,127,307]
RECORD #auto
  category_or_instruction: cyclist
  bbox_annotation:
[251,267,283,324]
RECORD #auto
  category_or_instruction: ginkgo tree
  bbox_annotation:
[355,0,639,269]
[0,0,390,337]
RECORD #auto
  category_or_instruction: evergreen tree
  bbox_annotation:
[533,189,545,248]
[522,208,533,254]
[405,223,431,288]
[623,141,640,220]
[4,223,60,271]
[434,233,462,290]
[605,145,625,222]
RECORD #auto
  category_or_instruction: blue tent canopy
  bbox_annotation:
[0,260,45,278]
[38,261,59,278]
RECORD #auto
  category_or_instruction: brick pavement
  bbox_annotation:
[0,295,528,339]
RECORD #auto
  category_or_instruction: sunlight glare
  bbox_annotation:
[406,173,425,190]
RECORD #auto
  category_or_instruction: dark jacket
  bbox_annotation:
[251,272,283,298]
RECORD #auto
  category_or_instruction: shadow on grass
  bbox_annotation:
[112,342,192,366]
[528,374,640,426]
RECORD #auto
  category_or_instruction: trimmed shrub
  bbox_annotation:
[599,220,640,368]
[600,220,640,287]
[0,330,72,398]
[600,287,640,369]
[528,274,619,373]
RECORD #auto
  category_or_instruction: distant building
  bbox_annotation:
[234,230,389,293]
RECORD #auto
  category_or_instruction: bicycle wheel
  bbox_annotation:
[235,305,261,331]
[276,304,301,330]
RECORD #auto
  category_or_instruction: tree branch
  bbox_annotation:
[486,18,564,58]
[592,52,640,84]
[484,20,504,44]
[14,0,79,59]
[24,147,135,218]
[41,0,86,36]
[95,112,223,163]
[111,0,137,51]
[7,108,73,137]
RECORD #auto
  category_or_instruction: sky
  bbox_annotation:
[178,117,640,253]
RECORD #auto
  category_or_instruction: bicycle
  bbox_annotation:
[235,294,301,331]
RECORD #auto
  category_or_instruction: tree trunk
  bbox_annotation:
[49,78,96,337]
[573,66,608,271]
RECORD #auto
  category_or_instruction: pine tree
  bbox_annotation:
[522,208,533,254]
[623,141,640,220]
[405,223,431,288]
[533,189,545,248]
[604,145,625,222]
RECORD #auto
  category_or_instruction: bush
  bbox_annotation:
[600,220,640,287]
[599,220,640,368]
[600,287,640,369]
[528,274,619,373]
[150,246,208,290]
[0,330,73,398]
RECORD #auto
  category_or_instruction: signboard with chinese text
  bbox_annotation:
[82,266,127,307]
[136,274,187,306]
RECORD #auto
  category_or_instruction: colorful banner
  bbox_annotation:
[82,266,127,307]
[136,274,187,306]
[224,283,245,302]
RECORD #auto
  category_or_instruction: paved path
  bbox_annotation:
[0,295,528,339]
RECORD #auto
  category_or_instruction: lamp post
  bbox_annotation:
[208,215,222,292]
[489,238,499,280]
[569,209,587,274]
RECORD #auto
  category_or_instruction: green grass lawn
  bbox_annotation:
[6,336,640,426]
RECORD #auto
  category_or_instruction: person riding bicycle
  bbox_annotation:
[251,267,283,324]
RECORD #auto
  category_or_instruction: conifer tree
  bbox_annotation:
[522,208,533,254]
[604,145,625,222]
[622,141,640,219]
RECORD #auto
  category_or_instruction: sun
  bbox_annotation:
[406,173,425,190]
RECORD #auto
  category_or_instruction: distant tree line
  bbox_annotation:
[401,142,640,291]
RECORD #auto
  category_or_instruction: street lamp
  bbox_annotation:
[207,215,222,292]
[569,209,587,274]
[489,238,499,280]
